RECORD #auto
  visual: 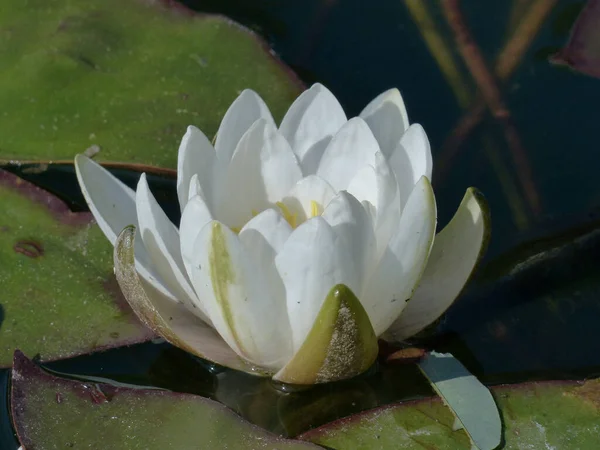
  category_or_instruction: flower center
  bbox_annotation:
[231,200,321,234]
[276,200,321,229]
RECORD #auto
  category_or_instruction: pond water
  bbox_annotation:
[3,0,600,447]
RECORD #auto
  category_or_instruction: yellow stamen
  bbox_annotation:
[276,201,297,228]
[310,200,320,218]
[230,226,241,234]
[251,209,259,217]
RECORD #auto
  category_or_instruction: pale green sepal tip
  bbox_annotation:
[274,284,378,385]
[418,351,501,450]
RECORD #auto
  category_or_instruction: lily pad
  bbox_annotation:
[0,0,302,167]
[0,170,152,367]
[300,377,600,449]
[11,351,320,449]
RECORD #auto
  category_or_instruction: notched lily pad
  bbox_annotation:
[300,377,600,449]
[0,0,302,167]
[0,170,152,367]
[11,351,320,449]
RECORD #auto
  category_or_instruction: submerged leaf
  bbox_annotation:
[10,351,320,449]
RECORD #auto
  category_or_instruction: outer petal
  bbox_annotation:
[362,176,437,336]
[275,217,359,353]
[347,151,401,261]
[389,124,433,209]
[218,119,302,228]
[114,225,254,374]
[280,175,336,224]
[316,117,380,191]
[176,125,217,212]
[321,191,376,292]
[384,188,490,341]
[136,174,209,321]
[273,284,378,385]
[190,221,293,370]
[214,89,275,164]
[359,88,409,157]
[279,83,347,172]
[74,155,178,304]
[239,209,294,368]
[180,194,213,281]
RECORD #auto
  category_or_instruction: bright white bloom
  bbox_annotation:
[75,84,488,384]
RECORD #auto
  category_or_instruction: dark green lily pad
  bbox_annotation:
[300,378,600,449]
[0,0,302,167]
[0,170,152,367]
[11,351,320,450]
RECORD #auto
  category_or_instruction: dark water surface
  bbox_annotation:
[3,0,600,446]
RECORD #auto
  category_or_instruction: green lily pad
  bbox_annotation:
[300,377,600,449]
[11,351,320,449]
[0,170,152,367]
[0,0,302,167]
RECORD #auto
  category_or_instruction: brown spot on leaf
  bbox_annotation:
[82,384,109,404]
[14,240,44,258]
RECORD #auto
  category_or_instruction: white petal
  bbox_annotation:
[389,124,433,209]
[385,188,489,341]
[190,221,293,370]
[217,119,302,228]
[362,176,437,336]
[316,117,380,191]
[239,208,292,254]
[279,83,347,171]
[360,88,409,157]
[275,217,358,352]
[136,174,210,322]
[114,226,250,373]
[321,191,376,292]
[347,151,401,261]
[280,175,336,224]
[180,194,213,281]
[74,154,179,304]
[187,173,202,200]
[176,125,217,212]
[214,89,275,163]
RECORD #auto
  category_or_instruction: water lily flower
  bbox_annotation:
[75,83,489,384]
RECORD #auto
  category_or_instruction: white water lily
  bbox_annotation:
[75,83,489,384]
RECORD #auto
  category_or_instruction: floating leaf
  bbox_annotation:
[0,170,152,367]
[418,352,501,450]
[551,0,600,78]
[300,376,600,449]
[0,0,302,167]
[10,351,320,449]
